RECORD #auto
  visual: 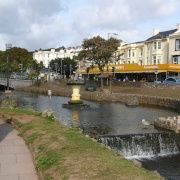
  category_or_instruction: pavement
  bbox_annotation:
[0,119,39,180]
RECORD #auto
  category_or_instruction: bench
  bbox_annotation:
[85,86,96,91]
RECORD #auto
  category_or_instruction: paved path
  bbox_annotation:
[0,119,39,180]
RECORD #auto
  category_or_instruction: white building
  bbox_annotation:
[33,46,83,67]
[168,24,180,64]
[117,25,180,66]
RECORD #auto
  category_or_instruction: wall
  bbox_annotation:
[0,78,34,89]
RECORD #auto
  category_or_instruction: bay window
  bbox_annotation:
[176,39,180,50]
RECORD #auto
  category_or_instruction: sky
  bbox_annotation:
[0,0,180,52]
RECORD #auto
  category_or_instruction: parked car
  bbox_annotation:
[163,77,180,84]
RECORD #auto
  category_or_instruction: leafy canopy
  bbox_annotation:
[0,47,32,72]
[50,57,77,77]
[80,36,120,72]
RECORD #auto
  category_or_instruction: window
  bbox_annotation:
[128,50,131,57]
[132,51,135,57]
[158,42,161,49]
[173,56,180,64]
[140,48,143,56]
[154,42,157,50]
[157,56,161,64]
[138,60,142,65]
[176,39,180,50]
[153,56,156,64]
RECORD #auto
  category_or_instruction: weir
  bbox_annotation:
[98,132,180,158]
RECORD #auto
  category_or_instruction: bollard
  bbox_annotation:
[48,90,52,99]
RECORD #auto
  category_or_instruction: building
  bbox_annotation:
[33,46,83,68]
[79,24,180,82]
[169,24,180,64]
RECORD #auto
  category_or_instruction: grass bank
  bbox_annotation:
[0,108,163,180]
[17,81,180,99]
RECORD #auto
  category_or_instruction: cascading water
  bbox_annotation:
[98,132,179,158]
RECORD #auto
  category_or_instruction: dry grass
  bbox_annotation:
[18,81,180,99]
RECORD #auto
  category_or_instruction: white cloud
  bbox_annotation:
[0,0,180,51]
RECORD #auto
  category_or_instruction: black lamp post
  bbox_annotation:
[5,44,12,91]
[70,64,72,78]
[19,63,23,78]
[64,65,66,78]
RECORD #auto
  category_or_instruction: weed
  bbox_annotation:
[36,155,58,170]
[44,173,53,180]
[45,115,55,122]
[26,132,40,144]
[5,118,12,124]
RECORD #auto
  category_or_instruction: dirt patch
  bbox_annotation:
[13,115,40,123]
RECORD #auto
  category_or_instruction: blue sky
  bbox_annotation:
[0,0,180,51]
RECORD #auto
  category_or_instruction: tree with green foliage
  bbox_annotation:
[50,57,77,78]
[28,60,44,82]
[80,36,121,89]
[0,47,33,73]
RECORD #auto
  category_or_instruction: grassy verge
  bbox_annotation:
[0,108,163,180]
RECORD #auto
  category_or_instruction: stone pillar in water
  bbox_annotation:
[71,85,81,101]
[67,81,85,104]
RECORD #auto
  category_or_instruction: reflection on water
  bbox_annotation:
[72,110,79,128]
[0,91,179,136]
[0,91,179,180]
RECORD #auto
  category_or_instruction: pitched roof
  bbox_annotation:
[146,29,177,41]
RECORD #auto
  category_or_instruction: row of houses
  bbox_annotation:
[79,24,180,81]
[116,24,180,66]
[33,46,83,68]
[33,24,180,81]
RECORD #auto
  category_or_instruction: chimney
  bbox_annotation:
[153,28,159,36]
[177,24,180,30]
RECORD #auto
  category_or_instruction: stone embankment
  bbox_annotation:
[80,91,180,111]
[154,116,180,133]
[17,83,180,111]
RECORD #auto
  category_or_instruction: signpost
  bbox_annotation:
[155,68,158,82]
[109,74,114,93]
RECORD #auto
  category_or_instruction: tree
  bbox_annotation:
[28,60,44,82]
[50,57,77,78]
[0,47,33,73]
[80,36,121,89]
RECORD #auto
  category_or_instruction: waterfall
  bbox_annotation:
[98,132,179,158]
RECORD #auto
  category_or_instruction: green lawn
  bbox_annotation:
[0,108,163,180]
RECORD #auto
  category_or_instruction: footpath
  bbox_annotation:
[0,119,39,180]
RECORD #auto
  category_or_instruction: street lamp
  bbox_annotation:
[5,44,12,91]
[61,59,63,78]
[108,33,118,39]
[19,64,23,78]
[70,64,72,78]
[64,65,66,78]
[54,63,58,74]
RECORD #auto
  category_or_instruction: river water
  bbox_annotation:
[1,91,180,179]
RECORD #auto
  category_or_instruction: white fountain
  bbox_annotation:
[62,80,90,109]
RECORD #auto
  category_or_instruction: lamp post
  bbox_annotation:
[61,59,63,79]
[5,44,12,91]
[64,65,66,79]
[19,64,23,78]
[54,63,58,74]
[108,33,118,39]
[48,63,51,81]
[70,64,72,78]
